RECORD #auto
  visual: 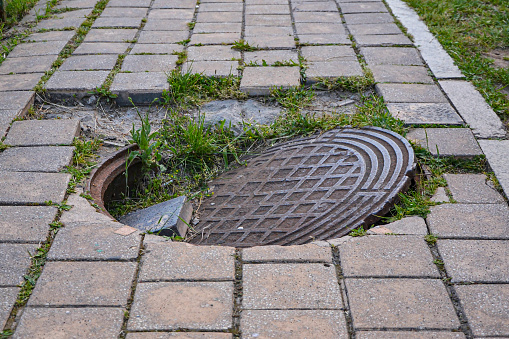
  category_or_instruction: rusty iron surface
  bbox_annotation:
[189,127,415,247]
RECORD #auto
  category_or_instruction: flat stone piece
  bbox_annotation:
[202,2,244,11]
[455,284,509,337]
[440,80,506,138]
[137,30,189,44]
[293,12,341,23]
[244,4,288,14]
[438,240,509,283]
[428,203,509,239]
[143,19,189,31]
[431,186,449,203]
[8,41,67,57]
[349,23,402,35]
[188,45,240,61]
[83,28,138,42]
[59,55,118,71]
[244,50,299,65]
[152,0,196,8]
[128,282,233,330]
[245,35,296,49]
[55,0,98,9]
[480,140,509,196]
[0,146,74,172]
[0,244,37,286]
[292,1,339,12]
[0,55,56,74]
[301,45,357,62]
[361,47,423,66]
[13,307,125,339]
[121,55,178,72]
[101,7,147,17]
[190,128,414,247]
[92,17,142,28]
[343,12,394,24]
[243,243,332,263]
[240,67,300,96]
[190,32,241,45]
[0,91,34,110]
[305,61,364,82]
[406,128,481,157]
[126,334,232,339]
[139,242,235,281]
[346,278,459,329]
[28,261,136,306]
[5,119,79,146]
[243,263,342,309]
[298,34,351,45]
[354,34,413,46]
[340,2,388,13]
[194,22,242,33]
[387,103,464,126]
[357,332,466,338]
[295,23,346,35]
[244,25,293,36]
[108,0,152,7]
[244,14,290,26]
[371,65,433,84]
[0,172,70,205]
[182,61,239,77]
[27,30,75,41]
[444,174,505,204]
[60,192,115,224]
[110,72,169,105]
[130,43,183,55]
[383,216,428,235]
[0,206,57,242]
[149,8,195,20]
[35,17,84,30]
[376,83,448,103]
[73,42,130,54]
[0,287,18,328]
[241,310,348,337]
[0,73,44,91]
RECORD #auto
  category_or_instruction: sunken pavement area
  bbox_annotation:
[1,0,509,337]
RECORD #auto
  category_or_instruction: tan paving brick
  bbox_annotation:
[196,11,241,23]
[243,243,332,263]
[83,28,137,42]
[371,65,434,84]
[73,42,130,54]
[92,17,142,28]
[148,9,195,20]
[137,30,189,44]
[130,43,183,55]
[8,41,67,57]
[244,35,296,48]
[59,55,119,71]
[143,19,189,31]
[0,287,19,328]
[355,34,413,46]
[361,47,423,66]
[190,32,241,45]
[382,216,428,235]
[0,206,57,242]
[0,244,37,286]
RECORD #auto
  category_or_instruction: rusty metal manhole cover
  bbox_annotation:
[190,127,415,247]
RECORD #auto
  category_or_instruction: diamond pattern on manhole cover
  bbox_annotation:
[189,127,415,247]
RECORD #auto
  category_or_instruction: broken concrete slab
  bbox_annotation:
[479,140,509,197]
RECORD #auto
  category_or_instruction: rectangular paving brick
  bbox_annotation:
[27,30,75,42]
[35,17,84,30]
[243,243,332,263]
[188,45,240,61]
[0,206,57,242]
[382,216,428,235]
[137,30,189,44]
[101,7,148,17]
[357,332,465,338]
[127,334,232,339]
[0,110,17,138]
[444,174,505,204]
[108,0,152,6]
[301,45,357,62]
[305,61,363,82]
[0,73,44,91]
[13,307,125,339]
[143,19,189,31]
[243,263,342,309]
[245,25,292,36]
[371,65,433,84]
[149,9,195,20]
[340,235,439,278]
[245,35,295,48]
[245,14,291,26]
[387,103,464,126]
[361,47,423,65]
[92,17,142,28]
[292,2,338,12]
[355,34,413,46]
[438,240,509,283]
[340,2,388,13]
[73,42,130,54]
[406,128,481,157]
[0,91,34,111]
[128,282,233,330]
[59,55,118,71]
[298,34,351,45]
[0,146,74,172]
[293,12,341,22]
[190,32,241,45]
[182,61,239,77]
[480,140,509,196]
[0,287,18,328]
[202,2,243,11]
[83,28,138,42]
[152,0,196,8]
[0,172,70,205]
[29,262,136,306]
[5,119,79,146]
[130,43,183,55]
[121,55,178,72]
[343,12,394,24]
[0,55,56,75]
[349,23,402,35]
[295,22,346,35]
[8,41,67,57]
[55,0,98,9]
[240,67,301,96]
[111,72,170,105]
[346,278,460,329]
[0,244,37,286]
[376,84,448,103]
[139,241,235,281]
[244,50,298,65]
[241,310,348,337]
[194,22,242,33]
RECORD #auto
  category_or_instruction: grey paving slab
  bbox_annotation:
[137,30,189,44]
[59,191,115,224]
[0,172,70,205]
[301,45,357,62]
[127,334,232,339]
[354,34,413,46]
[0,91,34,110]
[110,72,170,105]
[292,2,339,12]
[0,73,44,91]
[55,0,98,9]
[244,50,299,65]
[343,12,394,24]
[101,7,148,17]
[35,18,83,31]
[92,17,142,28]
[152,0,196,8]
[348,23,402,35]
[243,243,332,263]
[194,22,242,33]
[357,332,466,338]
[29,261,136,306]
[0,287,18,328]
[0,244,37,286]
[121,55,178,72]
[73,42,130,54]
[480,140,509,197]
[340,2,388,13]
[0,55,56,74]
[293,12,341,23]
[8,41,67,58]
[0,206,57,242]
[188,45,240,61]
[387,103,464,126]
[305,61,364,82]
[406,128,482,157]
[376,84,448,103]
[59,55,119,71]
[346,278,460,329]
[361,46,423,65]
[143,19,189,31]
[201,2,243,11]
[0,146,74,172]
[190,32,241,45]
[240,67,301,96]
[83,28,137,42]
[27,30,75,42]
[444,174,505,204]
[5,119,80,146]
[128,282,233,330]
[455,284,509,337]
[0,110,17,138]
[295,22,346,35]
[13,307,125,339]
[108,0,152,7]
[139,242,235,281]
[245,35,296,48]
[382,216,428,235]
[130,43,184,55]
[244,25,293,36]
[148,9,195,20]
[241,310,348,338]
[48,221,141,260]
[245,14,291,26]
[182,61,239,77]
[438,240,509,283]
[243,263,342,309]
[371,65,433,84]
[440,80,506,138]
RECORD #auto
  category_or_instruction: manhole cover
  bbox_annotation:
[190,127,415,247]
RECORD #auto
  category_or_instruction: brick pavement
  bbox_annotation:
[0,0,508,337]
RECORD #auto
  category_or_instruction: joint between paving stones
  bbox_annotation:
[232,248,243,339]
[332,246,356,339]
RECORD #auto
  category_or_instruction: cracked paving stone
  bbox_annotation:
[0,288,19,328]
[83,28,137,42]
[356,332,466,338]
[59,55,119,71]
[8,40,67,57]
[0,55,57,74]
[182,61,239,77]
[444,174,505,204]
[0,244,38,285]
[0,172,70,205]
[387,103,464,126]
[0,206,57,242]
[243,243,332,263]
[110,72,169,105]
[0,146,74,172]
[240,67,301,96]
[406,128,481,157]
[121,55,178,72]
[73,42,130,54]
[5,119,79,146]
[361,47,423,65]
[376,83,448,103]
[0,73,44,91]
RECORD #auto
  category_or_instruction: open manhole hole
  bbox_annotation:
[89,127,415,247]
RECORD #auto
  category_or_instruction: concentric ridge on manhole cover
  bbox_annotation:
[190,127,415,247]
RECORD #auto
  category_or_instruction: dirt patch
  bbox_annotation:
[484,48,509,69]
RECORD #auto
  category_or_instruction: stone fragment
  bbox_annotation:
[240,67,301,96]
[444,174,504,204]
[340,2,388,13]
[438,240,509,283]
[357,332,465,338]
[73,42,130,54]
[0,206,57,242]
[92,17,142,28]
[121,55,178,72]
[110,72,169,106]
[182,61,239,77]
[243,243,332,263]
[244,50,299,65]
[0,244,37,285]
[28,262,136,306]
[128,282,233,330]
[190,32,241,45]
[366,226,393,235]
[361,47,423,65]
[0,55,56,74]
[243,263,342,309]
[371,65,433,84]
[376,84,448,103]
[0,172,70,205]
[83,28,137,42]
[5,119,79,146]
[346,278,459,328]
[0,146,74,172]
[130,43,183,55]
[137,30,189,44]
[0,73,44,91]
[188,45,240,61]
[343,12,394,24]
[60,191,114,224]
[406,128,482,157]
[0,288,18,328]
[430,186,449,203]
[8,41,67,57]
[480,140,509,196]
[387,103,464,126]
[139,241,235,281]
[382,216,428,235]
[59,55,118,71]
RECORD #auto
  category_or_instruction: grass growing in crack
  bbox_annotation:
[64,138,101,194]
[312,73,375,93]
[231,39,258,51]
[349,226,367,237]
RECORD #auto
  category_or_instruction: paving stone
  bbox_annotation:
[83,28,137,42]
[0,287,18,328]
[431,187,449,203]
[0,110,17,138]
[370,65,433,84]
[201,2,244,11]
[0,146,74,172]
[182,61,239,77]
[244,25,293,36]
[152,0,196,8]
[0,91,34,111]
[295,22,346,35]
[301,46,357,63]
[128,282,233,330]
[55,0,98,9]
[361,47,423,65]
[376,83,448,103]
[188,45,240,61]
[46,70,109,92]
[114,0,160,7]
[148,9,195,20]
[245,35,296,48]
[0,73,44,91]
[27,30,75,41]
[13,307,125,339]
[111,72,170,105]
[245,14,291,26]
[306,61,364,83]
[8,40,67,57]
[438,240,509,283]
[29,262,136,306]
[440,80,506,138]
[343,12,394,24]
[245,4,288,14]
[138,30,189,44]
[292,2,339,12]
[101,7,147,17]
[243,243,332,263]
[139,242,235,281]
[130,43,183,55]
[190,32,241,45]
[0,172,70,204]
[0,206,57,242]
[379,217,426,236]
[244,50,298,65]
[35,17,84,31]
[387,103,464,126]
[5,119,79,146]
[340,2,388,13]
[298,34,351,45]
[357,332,466,338]
[73,42,130,54]
[346,278,459,329]
[194,22,242,33]
[245,0,285,3]
[455,284,509,337]
[406,128,482,157]
[349,23,402,35]
[480,140,509,196]
[0,244,37,285]
[121,55,178,72]
[59,55,118,71]
[355,34,413,46]
[444,174,505,204]
[241,310,348,338]
[243,263,342,309]
[340,235,439,277]
[92,17,142,28]
[240,67,301,96]
[0,55,56,74]
[293,12,342,22]
[127,334,232,339]
[60,190,115,224]
[143,19,189,31]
